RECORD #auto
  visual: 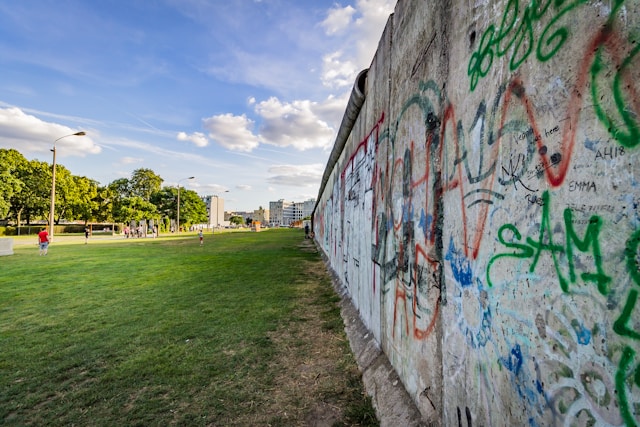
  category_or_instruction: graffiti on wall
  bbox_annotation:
[316,73,638,425]
[314,0,639,424]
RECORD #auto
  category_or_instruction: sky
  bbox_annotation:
[0,0,395,212]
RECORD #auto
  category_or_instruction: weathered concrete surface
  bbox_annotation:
[314,0,640,425]
[324,259,426,426]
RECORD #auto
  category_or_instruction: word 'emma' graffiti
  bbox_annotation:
[486,190,610,293]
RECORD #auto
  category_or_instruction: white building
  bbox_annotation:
[269,199,290,227]
[201,195,226,227]
[269,198,315,226]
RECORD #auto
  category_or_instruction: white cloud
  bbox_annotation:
[321,5,356,35]
[202,113,260,152]
[192,183,230,195]
[320,0,394,89]
[254,97,337,151]
[267,164,324,187]
[321,51,358,89]
[177,131,208,147]
[199,95,346,154]
[236,184,252,191]
[120,156,143,164]
[0,107,100,156]
[353,0,396,65]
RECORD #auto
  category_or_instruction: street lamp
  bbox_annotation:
[177,176,195,233]
[49,131,86,241]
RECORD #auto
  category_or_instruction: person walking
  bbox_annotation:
[85,227,90,244]
[198,229,204,246]
[38,227,50,256]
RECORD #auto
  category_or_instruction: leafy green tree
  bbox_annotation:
[69,176,99,224]
[149,187,207,229]
[10,159,51,225]
[178,189,207,227]
[108,178,131,223]
[0,149,27,219]
[150,187,177,222]
[229,215,244,226]
[109,178,131,200]
[51,164,75,225]
[113,196,158,223]
[93,185,116,222]
[130,168,163,201]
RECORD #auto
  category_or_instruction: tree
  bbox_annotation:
[113,196,158,224]
[69,176,99,224]
[150,187,177,222]
[109,178,131,199]
[177,189,208,227]
[51,164,75,225]
[93,185,116,222]
[108,169,164,227]
[0,149,27,220]
[10,159,51,225]
[229,215,244,226]
[130,168,163,201]
[149,187,207,229]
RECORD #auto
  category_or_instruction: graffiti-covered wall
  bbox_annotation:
[313,1,640,425]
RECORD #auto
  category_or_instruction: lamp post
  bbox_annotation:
[177,176,195,233]
[49,131,86,241]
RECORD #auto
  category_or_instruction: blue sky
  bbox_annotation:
[0,0,394,211]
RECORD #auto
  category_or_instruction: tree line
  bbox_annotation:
[0,148,208,230]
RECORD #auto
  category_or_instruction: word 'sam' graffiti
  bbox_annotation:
[486,190,610,294]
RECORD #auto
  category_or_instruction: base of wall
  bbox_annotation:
[318,245,428,426]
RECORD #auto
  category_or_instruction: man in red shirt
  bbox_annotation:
[38,228,50,256]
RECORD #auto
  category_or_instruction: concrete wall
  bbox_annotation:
[313,0,640,425]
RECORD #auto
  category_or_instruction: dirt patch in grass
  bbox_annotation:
[231,239,377,426]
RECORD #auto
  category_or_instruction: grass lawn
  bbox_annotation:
[0,229,377,426]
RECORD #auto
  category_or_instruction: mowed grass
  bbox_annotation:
[0,229,376,426]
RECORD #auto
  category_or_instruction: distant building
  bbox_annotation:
[269,198,315,226]
[253,207,269,225]
[269,199,290,227]
[301,199,315,218]
[201,195,226,227]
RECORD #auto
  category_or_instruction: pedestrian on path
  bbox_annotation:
[199,230,204,245]
[38,227,50,256]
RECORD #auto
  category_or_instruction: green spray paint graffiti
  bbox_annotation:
[468,0,588,92]
[614,229,640,426]
[591,42,640,149]
[486,190,611,294]
[488,198,640,425]
[468,0,640,149]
